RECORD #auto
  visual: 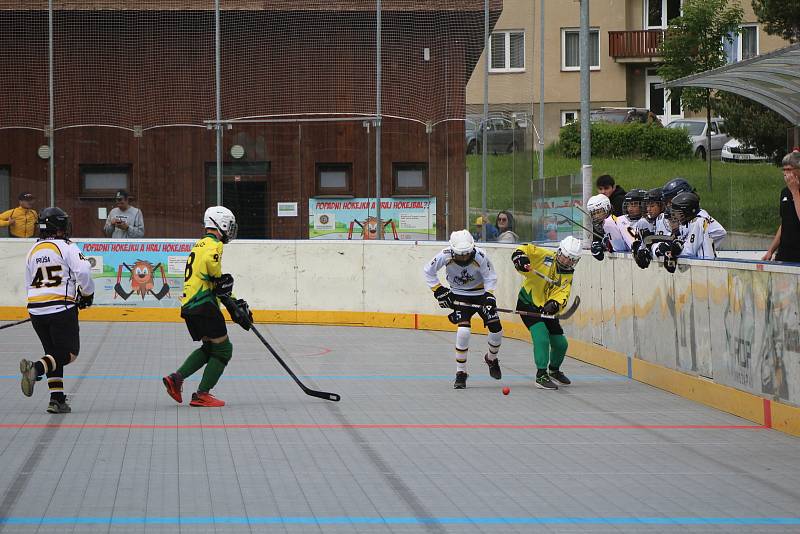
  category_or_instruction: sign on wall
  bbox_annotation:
[308,197,436,240]
[77,240,194,307]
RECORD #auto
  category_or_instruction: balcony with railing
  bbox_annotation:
[609,30,665,62]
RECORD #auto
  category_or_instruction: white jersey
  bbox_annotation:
[602,215,634,252]
[679,216,716,259]
[699,209,726,246]
[424,247,497,296]
[632,217,656,236]
[654,213,672,236]
[26,238,95,316]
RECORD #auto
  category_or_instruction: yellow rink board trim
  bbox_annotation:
[1,305,797,437]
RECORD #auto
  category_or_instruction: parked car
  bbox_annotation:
[721,138,771,163]
[665,118,730,160]
[466,115,525,155]
[590,107,662,126]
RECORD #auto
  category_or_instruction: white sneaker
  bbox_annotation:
[20,359,37,397]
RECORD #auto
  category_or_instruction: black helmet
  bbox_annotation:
[622,188,647,221]
[662,178,695,202]
[670,192,700,225]
[645,187,664,222]
[38,207,71,238]
[645,187,663,203]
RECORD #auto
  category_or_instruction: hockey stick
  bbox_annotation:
[452,296,580,321]
[250,324,341,402]
[556,213,605,241]
[0,318,32,330]
[643,234,677,245]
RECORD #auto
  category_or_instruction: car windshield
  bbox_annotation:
[667,121,704,136]
[590,111,627,123]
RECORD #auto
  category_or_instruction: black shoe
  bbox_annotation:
[535,374,558,390]
[47,398,71,414]
[453,371,468,389]
[485,354,501,380]
[549,369,571,386]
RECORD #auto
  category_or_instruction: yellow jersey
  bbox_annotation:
[514,243,573,311]
[180,234,224,314]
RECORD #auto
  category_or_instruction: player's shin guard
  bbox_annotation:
[529,323,551,371]
[548,334,568,370]
[198,339,232,392]
[455,327,470,373]
[486,327,502,360]
[177,342,211,379]
[46,367,66,403]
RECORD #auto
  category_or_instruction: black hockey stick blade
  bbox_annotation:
[557,296,581,320]
[250,324,341,402]
[0,318,32,331]
[643,235,676,246]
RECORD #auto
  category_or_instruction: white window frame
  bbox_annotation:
[561,111,579,126]
[488,30,526,73]
[644,0,683,30]
[737,24,759,61]
[561,28,601,72]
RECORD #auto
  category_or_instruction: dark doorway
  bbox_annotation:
[223,180,267,239]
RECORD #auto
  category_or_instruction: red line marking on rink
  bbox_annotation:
[0,423,768,430]
[763,398,773,428]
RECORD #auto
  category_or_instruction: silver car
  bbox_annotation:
[666,118,731,160]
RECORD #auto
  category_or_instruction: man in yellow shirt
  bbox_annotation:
[0,193,38,238]
[511,236,581,390]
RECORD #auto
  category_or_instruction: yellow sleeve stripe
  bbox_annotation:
[28,294,75,303]
[29,242,63,259]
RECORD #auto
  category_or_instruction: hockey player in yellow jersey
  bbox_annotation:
[162,206,252,407]
[511,236,581,390]
[19,207,95,413]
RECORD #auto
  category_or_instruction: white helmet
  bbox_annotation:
[556,235,582,270]
[204,206,238,243]
[587,194,611,225]
[449,229,475,256]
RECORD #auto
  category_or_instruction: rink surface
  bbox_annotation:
[0,321,799,533]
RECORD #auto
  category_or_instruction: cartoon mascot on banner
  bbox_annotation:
[114,260,171,300]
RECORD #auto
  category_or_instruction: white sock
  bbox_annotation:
[486,329,502,360]
[456,327,470,373]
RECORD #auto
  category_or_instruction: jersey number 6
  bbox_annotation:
[184,252,196,282]
[31,266,63,288]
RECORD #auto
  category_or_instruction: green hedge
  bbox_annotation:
[558,121,692,159]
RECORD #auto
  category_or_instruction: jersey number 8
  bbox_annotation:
[31,266,63,288]
[184,252,196,282]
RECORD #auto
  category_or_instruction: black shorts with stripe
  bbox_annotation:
[182,306,228,341]
[30,306,80,359]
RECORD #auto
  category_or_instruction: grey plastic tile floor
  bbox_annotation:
[0,321,798,533]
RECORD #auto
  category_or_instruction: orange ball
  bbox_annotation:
[502,387,510,395]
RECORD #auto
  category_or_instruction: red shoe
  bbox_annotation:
[189,391,225,407]
[162,373,183,403]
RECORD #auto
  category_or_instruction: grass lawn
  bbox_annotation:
[467,153,784,236]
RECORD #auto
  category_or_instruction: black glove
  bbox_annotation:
[511,250,531,272]
[655,242,669,258]
[590,239,605,261]
[213,273,234,297]
[77,292,94,309]
[433,286,452,309]
[482,292,497,315]
[634,245,652,270]
[222,296,253,331]
[669,240,684,257]
[541,300,560,316]
[663,256,677,274]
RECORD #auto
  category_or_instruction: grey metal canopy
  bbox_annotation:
[662,43,800,126]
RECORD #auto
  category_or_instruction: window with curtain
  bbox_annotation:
[562,29,600,71]
[489,31,525,72]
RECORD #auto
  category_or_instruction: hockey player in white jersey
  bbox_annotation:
[669,192,717,259]
[423,230,502,389]
[587,194,625,260]
[19,207,95,413]
[617,188,647,249]
[662,178,726,246]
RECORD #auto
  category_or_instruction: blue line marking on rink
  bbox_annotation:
[0,374,626,381]
[1,516,799,526]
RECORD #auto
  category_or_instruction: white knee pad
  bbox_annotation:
[456,326,471,353]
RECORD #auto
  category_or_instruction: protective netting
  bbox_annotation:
[0,1,496,129]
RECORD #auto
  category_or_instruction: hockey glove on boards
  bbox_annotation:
[631,240,652,269]
[541,300,560,316]
[213,273,235,298]
[222,296,253,331]
[511,250,531,272]
[433,286,453,308]
[590,239,605,261]
[77,292,94,309]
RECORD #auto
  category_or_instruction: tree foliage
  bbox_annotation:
[658,0,744,112]
[717,92,791,162]
[751,0,800,43]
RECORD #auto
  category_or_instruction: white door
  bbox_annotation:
[646,71,682,124]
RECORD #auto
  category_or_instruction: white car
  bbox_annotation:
[721,138,770,163]
[666,118,731,160]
